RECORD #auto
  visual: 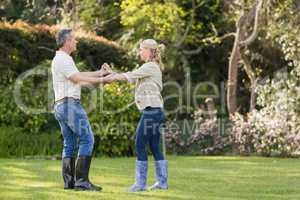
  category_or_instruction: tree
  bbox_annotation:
[226,0,264,115]
[78,0,123,39]
[0,0,61,24]
[120,0,230,115]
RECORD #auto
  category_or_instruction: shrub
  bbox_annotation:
[87,82,140,156]
[0,20,139,157]
[231,69,300,157]
[0,126,62,158]
[164,108,231,155]
[0,20,129,76]
[0,59,140,157]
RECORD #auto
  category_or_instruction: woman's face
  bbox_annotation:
[139,46,152,62]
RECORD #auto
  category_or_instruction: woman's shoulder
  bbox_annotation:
[142,62,160,70]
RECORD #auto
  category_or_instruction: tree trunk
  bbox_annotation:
[241,51,257,111]
[227,0,263,115]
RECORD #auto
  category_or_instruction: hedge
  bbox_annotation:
[0,21,140,157]
[0,20,130,76]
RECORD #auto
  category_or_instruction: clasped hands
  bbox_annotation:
[98,63,124,84]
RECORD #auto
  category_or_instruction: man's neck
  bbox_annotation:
[59,47,72,55]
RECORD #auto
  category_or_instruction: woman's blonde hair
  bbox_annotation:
[140,39,165,71]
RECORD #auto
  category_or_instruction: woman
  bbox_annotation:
[103,39,168,192]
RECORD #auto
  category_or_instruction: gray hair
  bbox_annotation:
[56,28,72,48]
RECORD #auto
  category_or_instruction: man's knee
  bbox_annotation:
[63,143,76,157]
[80,132,94,146]
[88,133,94,147]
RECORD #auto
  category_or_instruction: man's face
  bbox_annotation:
[65,33,78,53]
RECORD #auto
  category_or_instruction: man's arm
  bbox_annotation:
[80,67,110,77]
[80,71,102,77]
[68,72,109,86]
[101,64,132,83]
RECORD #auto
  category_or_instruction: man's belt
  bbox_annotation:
[54,97,80,106]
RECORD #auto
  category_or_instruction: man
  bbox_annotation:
[51,28,110,191]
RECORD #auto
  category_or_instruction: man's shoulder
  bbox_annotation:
[52,52,74,67]
[54,52,73,61]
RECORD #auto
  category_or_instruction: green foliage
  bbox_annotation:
[0,126,62,157]
[0,60,57,134]
[79,0,123,39]
[75,37,129,71]
[0,21,128,75]
[86,82,140,156]
[0,24,55,74]
[121,0,184,41]
[0,0,60,24]
[0,0,27,21]
[231,0,300,157]
[0,22,138,157]
[119,0,230,89]
[0,59,140,157]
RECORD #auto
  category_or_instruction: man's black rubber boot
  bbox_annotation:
[62,157,75,189]
[74,156,102,192]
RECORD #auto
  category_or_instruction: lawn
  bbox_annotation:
[0,156,300,200]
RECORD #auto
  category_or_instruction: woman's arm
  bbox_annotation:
[102,62,157,83]
[101,73,128,83]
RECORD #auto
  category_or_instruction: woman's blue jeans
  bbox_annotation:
[135,107,165,161]
[54,99,94,158]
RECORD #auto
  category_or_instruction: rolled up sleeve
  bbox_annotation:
[123,64,154,83]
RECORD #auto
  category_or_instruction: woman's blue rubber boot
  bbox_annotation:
[149,160,168,190]
[126,160,148,192]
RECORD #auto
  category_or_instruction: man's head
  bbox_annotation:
[56,28,77,53]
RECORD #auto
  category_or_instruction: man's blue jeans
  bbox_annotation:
[54,99,94,158]
[135,107,165,161]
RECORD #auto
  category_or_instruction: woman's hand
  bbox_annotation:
[103,74,116,83]
[100,63,114,75]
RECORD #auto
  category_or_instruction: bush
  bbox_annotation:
[86,82,140,156]
[0,126,62,158]
[164,108,231,155]
[231,70,300,157]
[0,59,140,157]
[231,9,300,157]
[0,21,139,157]
[0,20,129,76]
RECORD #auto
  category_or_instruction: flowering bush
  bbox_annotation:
[164,109,231,155]
[232,64,300,156]
[231,0,300,156]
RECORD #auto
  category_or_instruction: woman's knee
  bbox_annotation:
[150,144,164,160]
[136,148,147,161]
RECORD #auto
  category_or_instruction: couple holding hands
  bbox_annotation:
[51,28,168,192]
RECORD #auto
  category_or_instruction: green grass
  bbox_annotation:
[0,156,300,200]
